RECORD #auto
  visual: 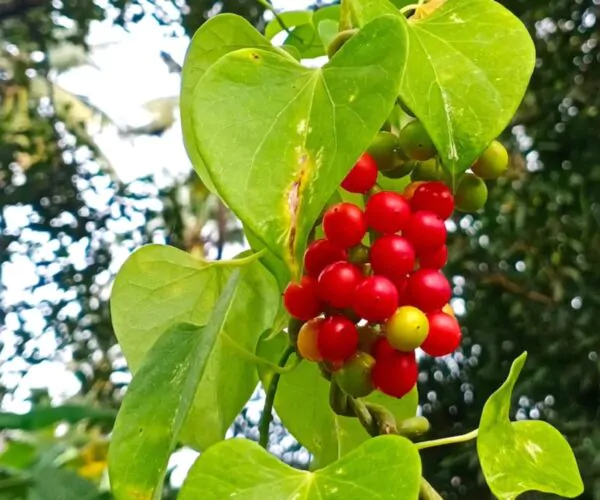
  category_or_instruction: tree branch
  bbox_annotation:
[0,0,47,22]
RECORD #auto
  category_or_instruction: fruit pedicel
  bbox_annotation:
[283,118,509,399]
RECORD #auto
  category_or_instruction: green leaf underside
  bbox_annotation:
[282,6,341,59]
[191,15,407,275]
[179,435,421,499]
[477,352,584,499]
[180,14,286,192]
[109,272,240,500]
[257,334,418,467]
[110,245,279,451]
[345,0,535,180]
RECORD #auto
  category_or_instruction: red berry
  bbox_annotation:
[283,276,322,320]
[418,245,448,270]
[323,203,367,248]
[421,311,462,357]
[318,261,363,309]
[393,277,409,305]
[365,191,411,234]
[352,276,398,323]
[406,269,451,313]
[403,211,446,252]
[372,350,418,398]
[341,153,378,194]
[411,181,454,219]
[371,336,396,359]
[370,235,416,280]
[304,239,347,277]
[318,316,359,363]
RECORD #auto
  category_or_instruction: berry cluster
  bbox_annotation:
[283,153,463,400]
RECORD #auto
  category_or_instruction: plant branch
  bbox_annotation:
[481,273,554,305]
[0,0,47,22]
[258,345,295,449]
[416,429,478,450]
[256,0,294,37]
[419,478,443,500]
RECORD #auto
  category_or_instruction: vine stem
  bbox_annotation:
[256,0,294,37]
[415,429,479,450]
[258,345,295,449]
[420,478,443,500]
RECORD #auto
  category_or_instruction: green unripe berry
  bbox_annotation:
[368,131,399,172]
[398,121,436,161]
[348,244,370,265]
[380,159,416,179]
[334,351,376,398]
[455,173,488,212]
[471,140,509,179]
[410,159,451,184]
[327,29,358,59]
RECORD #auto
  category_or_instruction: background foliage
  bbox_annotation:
[0,0,598,498]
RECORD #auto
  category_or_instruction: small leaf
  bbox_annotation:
[110,245,279,451]
[180,14,286,191]
[257,335,418,466]
[477,352,584,499]
[191,15,407,274]
[109,272,240,500]
[30,465,99,500]
[179,435,421,499]
[344,0,536,179]
[0,405,116,431]
[317,19,339,52]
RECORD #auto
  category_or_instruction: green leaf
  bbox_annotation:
[0,441,37,470]
[179,435,421,499]
[190,15,407,275]
[257,335,418,467]
[109,271,240,500]
[0,406,116,431]
[110,245,279,451]
[477,352,584,499]
[265,10,313,41]
[180,14,285,192]
[29,465,100,500]
[345,0,535,179]
[317,19,339,52]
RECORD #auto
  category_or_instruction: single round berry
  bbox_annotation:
[380,159,415,179]
[347,244,370,265]
[471,140,509,180]
[352,276,399,323]
[365,191,411,234]
[283,276,322,320]
[357,325,381,353]
[341,153,379,193]
[326,28,357,58]
[398,121,436,161]
[370,235,416,280]
[403,181,426,200]
[304,239,347,277]
[393,276,409,306]
[403,211,446,252]
[297,318,324,361]
[334,352,376,397]
[317,316,359,363]
[367,131,399,172]
[372,350,418,398]
[371,336,396,359]
[421,311,462,357]
[406,269,451,313]
[318,261,363,309]
[323,202,367,248]
[411,181,454,219]
[384,306,429,352]
[410,159,451,183]
[418,245,448,270]
[454,173,488,212]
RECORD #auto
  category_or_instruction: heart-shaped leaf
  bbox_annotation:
[343,0,535,179]
[181,14,286,192]
[109,271,239,499]
[257,334,418,467]
[190,15,407,275]
[179,435,421,499]
[110,245,279,451]
[477,352,584,499]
